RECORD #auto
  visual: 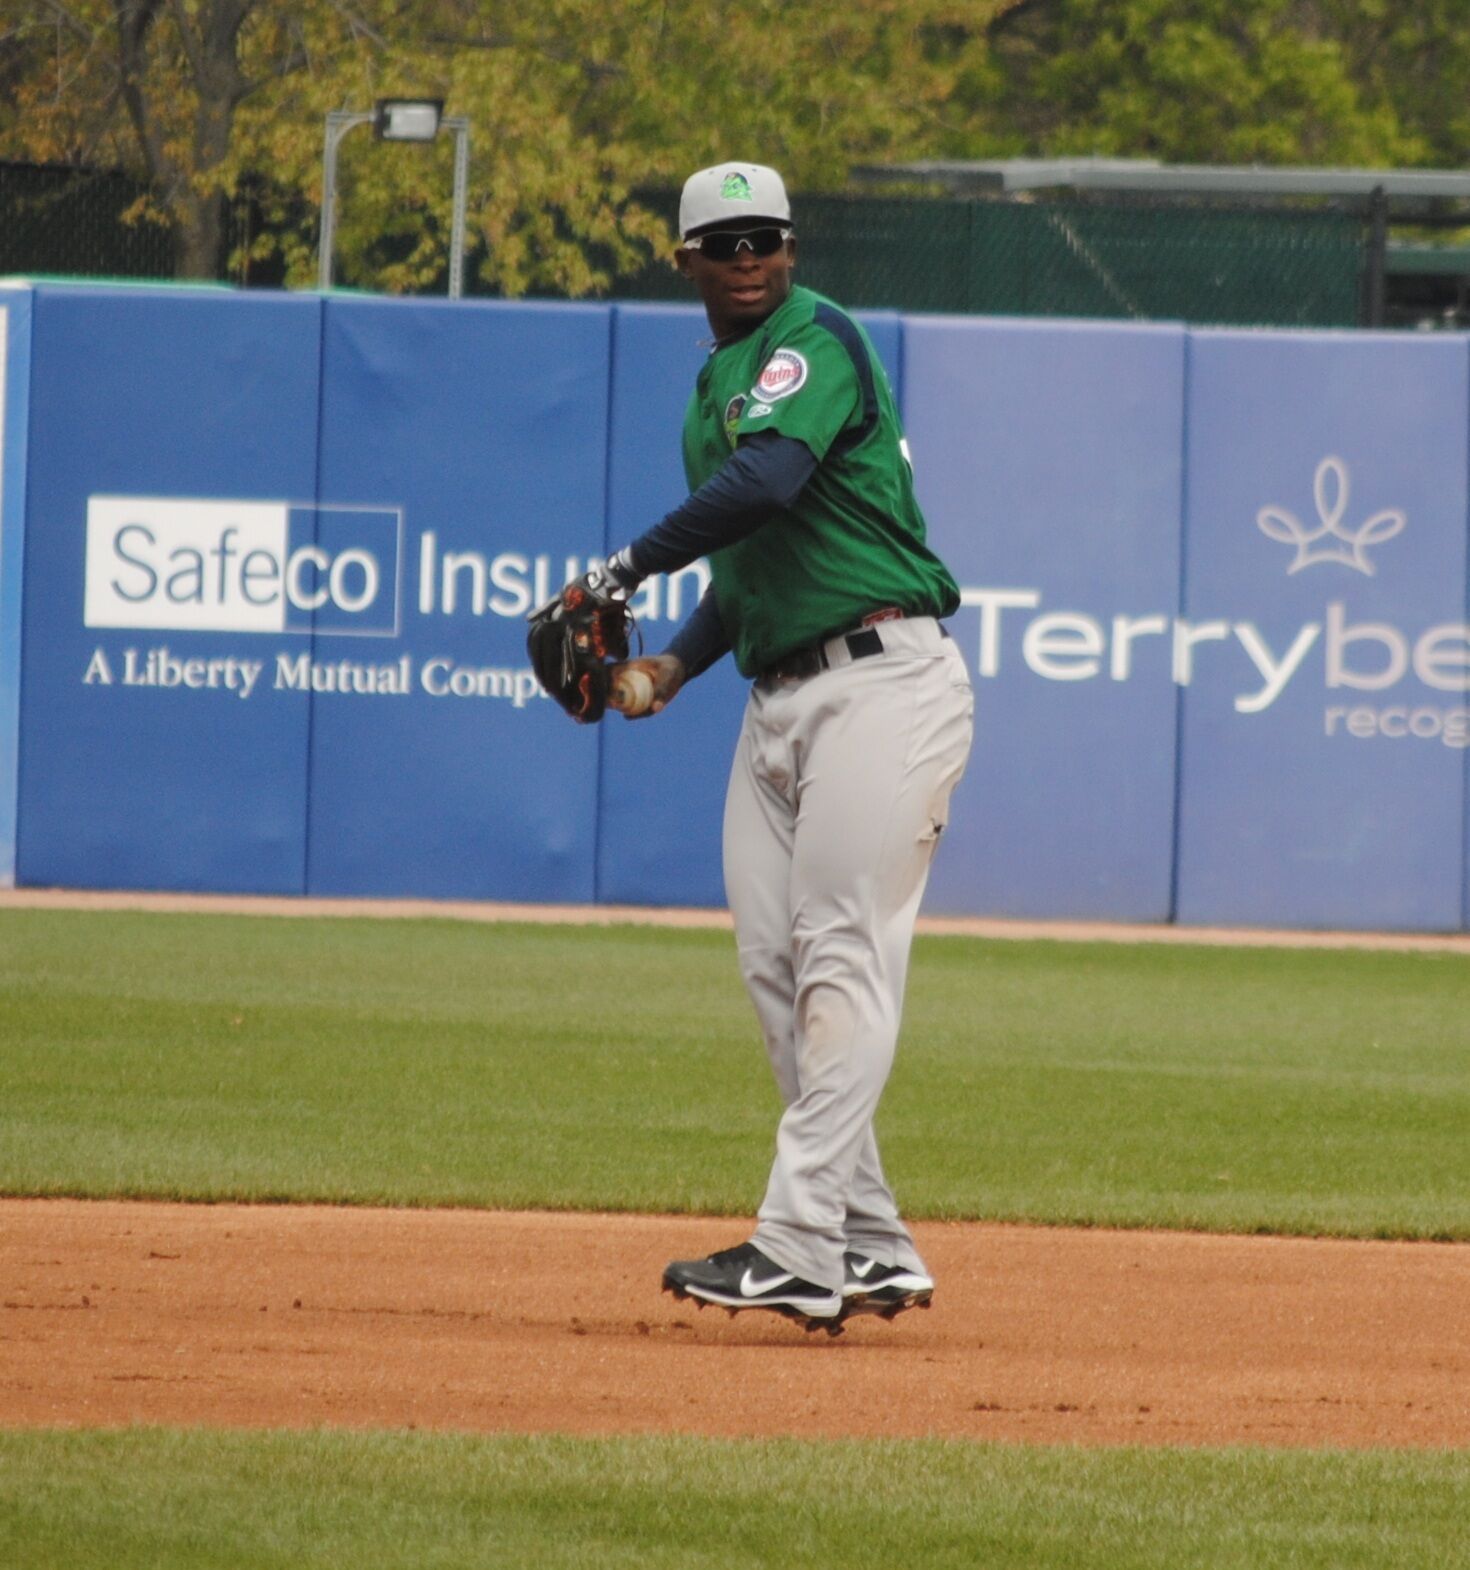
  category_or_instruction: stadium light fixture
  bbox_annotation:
[318,105,471,297]
[374,99,444,143]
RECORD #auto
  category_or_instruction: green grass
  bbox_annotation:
[1,909,1467,1236]
[2,911,1466,1566]
[1,1428,1467,1570]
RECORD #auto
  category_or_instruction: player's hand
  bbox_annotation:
[608,654,685,719]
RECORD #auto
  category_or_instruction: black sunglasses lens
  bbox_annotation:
[701,227,786,261]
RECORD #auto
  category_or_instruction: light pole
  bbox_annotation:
[318,100,472,298]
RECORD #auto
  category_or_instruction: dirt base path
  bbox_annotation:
[3,1199,1466,1449]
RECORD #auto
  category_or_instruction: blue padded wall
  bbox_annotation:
[1174,331,1469,931]
[596,304,740,908]
[6,285,1466,931]
[0,289,33,884]
[904,317,1187,920]
[307,296,612,901]
[595,306,907,909]
[16,286,321,892]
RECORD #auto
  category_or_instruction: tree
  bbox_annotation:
[6,3,337,277]
[1307,0,1470,167]
[961,0,1416,166]
[272,0,1001,295]
[1,1,1001,290]
[2,0,1466,295]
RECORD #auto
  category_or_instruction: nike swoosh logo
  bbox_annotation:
[739,1267,795,1297]
[849,1258,879,1279]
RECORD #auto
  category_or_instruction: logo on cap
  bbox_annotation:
[721,172,754,202]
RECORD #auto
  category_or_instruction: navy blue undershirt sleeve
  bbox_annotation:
[663,584,730,679]
[624,431,817,578]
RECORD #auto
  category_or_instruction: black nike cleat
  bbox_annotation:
[662,1241,843,1331]
[839,1251,935,1320]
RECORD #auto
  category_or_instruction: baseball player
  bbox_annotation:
[560,161,973,1330]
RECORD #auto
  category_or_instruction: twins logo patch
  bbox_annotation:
[753,348,808,402]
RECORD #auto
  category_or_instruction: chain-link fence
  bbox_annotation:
[614,190,1366,328]
[0,161,174,279]
[1,160,1368,328]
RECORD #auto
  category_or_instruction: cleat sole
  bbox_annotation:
[662,1281,843,1334]
[838,1288,934,1323]
[790,1305,844,1336]
[661,1269,843,1332]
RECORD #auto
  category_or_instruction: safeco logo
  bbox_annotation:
[84,496,402,636]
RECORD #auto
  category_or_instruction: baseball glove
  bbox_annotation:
[526,569,636,724]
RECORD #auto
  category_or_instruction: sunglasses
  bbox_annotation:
[683,226,792,262]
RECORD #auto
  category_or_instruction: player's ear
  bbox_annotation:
[786,235,797,270]
[675,246,695,279]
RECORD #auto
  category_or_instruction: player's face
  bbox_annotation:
[677,225,797,338]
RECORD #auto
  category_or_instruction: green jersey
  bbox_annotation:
[681,284,960,677]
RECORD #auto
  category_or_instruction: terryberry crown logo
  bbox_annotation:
[1257,456,1406,577]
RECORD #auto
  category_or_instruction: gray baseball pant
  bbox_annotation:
[721,617,974,1293]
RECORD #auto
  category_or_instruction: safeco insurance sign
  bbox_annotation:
[84,496,402,636]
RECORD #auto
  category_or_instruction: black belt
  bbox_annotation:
[758,621,950,684]
[760,627,885,683]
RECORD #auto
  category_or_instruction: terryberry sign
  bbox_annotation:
[956,454,1467,736]
[904,318,1469,929]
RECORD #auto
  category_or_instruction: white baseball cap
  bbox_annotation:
[679,162,791,238]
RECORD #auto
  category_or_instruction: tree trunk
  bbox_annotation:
[114,0,251,281]
[172,187,228,279]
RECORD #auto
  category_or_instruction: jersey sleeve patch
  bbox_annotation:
[723,394,747,446]
[752,348,808,402]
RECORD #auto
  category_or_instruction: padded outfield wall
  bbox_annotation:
[0,281,1467,931]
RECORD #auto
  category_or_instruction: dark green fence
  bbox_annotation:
[3,160,1365,327]
[614,191,1366,328]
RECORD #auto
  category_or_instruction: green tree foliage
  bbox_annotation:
[0,0,1464,292]
[1307,0,1470,166]
[955,0,1419,163]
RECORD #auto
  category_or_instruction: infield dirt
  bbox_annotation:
[3,1198,1467,1450]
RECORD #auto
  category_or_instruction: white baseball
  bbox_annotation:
[611,666,656,716]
